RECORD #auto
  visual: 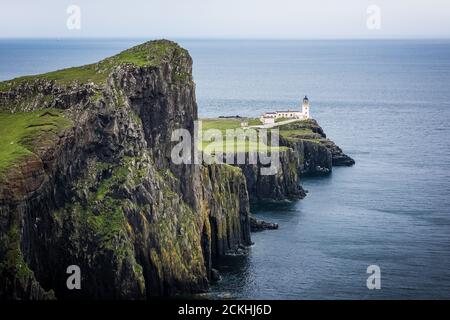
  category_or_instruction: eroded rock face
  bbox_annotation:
[200,164,252,260]
[0,40,355,300]
[0,40,252,299]
[237,149,306,202]
[250,217,278,231]
[320,139,355,167]
[281,138,333,176]
[279,119,355,176]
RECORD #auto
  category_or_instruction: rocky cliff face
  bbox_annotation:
[201,165,252,259]
[0,40,251,299]
[232,119,354,202]
[0,40,355,300]
[237,149,306,202]
[278,119,354,176]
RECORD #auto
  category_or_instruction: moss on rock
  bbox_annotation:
[0,109,71,178]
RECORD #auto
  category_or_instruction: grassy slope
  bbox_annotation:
[0,40,182,176]
[0,40,186,92]
[0,109,71,177]
[199,118,322,152]
[275,117,291,123]
[279,128,315,137]
[277,119,322,143]
[199,118,286,153]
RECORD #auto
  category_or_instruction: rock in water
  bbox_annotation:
[250,217,279,231]
[210,268,221,282]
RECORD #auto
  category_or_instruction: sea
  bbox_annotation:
[1,38,450,299]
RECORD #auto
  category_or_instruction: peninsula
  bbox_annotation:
[0,40,353,299]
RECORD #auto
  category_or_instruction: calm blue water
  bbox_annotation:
[1,39,450,299]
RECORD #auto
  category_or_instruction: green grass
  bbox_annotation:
[277,119,322,141]
[279,128,322,143]
[200,140,285,153]
[0,109,72,177]
[275,117,291,123]
[200,118,261,132]
[279,129,314,137]
[199,119,322,151]
[0,40,188,92]
[278,119,314,130]
[199,118,287,153]
[85,199,126,249]
[95,166,129,201]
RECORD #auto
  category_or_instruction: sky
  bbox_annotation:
[0,0,449,39]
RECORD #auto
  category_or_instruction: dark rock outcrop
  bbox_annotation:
[200,164,252,265]
[237,149,306,202]
[250,217,279,231]
[281,138,333,175]
[278,119,355,176]
[320,139,355,166]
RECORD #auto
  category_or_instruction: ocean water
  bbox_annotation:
[1,39,450,299]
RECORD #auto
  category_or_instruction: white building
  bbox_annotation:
[260,96,310,124]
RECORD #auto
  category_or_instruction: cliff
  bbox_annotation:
[278,119,355,176]
[199,119,306,202]
[0,40,251,299]
[199,117,354,203]
[0,40,354,300]
[237,149,306,202]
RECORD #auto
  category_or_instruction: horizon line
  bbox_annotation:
[1,36,450,41]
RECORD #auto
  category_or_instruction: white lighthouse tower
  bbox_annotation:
[302,96,310,119]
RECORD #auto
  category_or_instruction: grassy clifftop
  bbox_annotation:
[0,109,71,178]
[0,40,191,177]
[277,119,324,143]
[0,40,188,92]
[199,118,287,153]
[199,118,324,153]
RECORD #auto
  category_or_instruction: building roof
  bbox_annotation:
[262,110,302,117]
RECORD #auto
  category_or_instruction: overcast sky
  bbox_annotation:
[1,0,449,39]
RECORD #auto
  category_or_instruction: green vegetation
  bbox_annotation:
[0,219,55,299]
[58,159,141,256]
[64,153,203,284]
[278,119,317,131]
[95,166,128,201]
[277,120,322,142]
[199,118,323,152]
[279,129,314,137]
[275,117,290,123]
[200,118,260,132]
[0,109,72,177]
[199,118,286,153]
[0,224,34,282]
[0,40,187,92]
[84,199,127,250]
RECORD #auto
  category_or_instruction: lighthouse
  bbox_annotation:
[302,96,310,119]
[259,95,311,124]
